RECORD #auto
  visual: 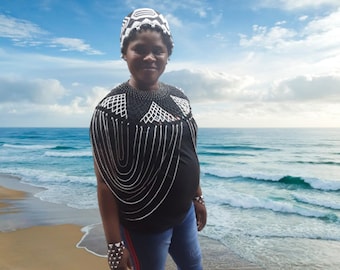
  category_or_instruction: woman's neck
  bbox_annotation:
[128,78,159,91]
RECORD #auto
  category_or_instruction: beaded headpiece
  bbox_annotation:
[120,8,174,50]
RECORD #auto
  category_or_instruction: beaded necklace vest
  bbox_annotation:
[90,82,197,222]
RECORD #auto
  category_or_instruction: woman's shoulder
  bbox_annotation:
[92,82,127,113]
[108,82,129,95]
[160,82,189,100]
[97,82,129,103]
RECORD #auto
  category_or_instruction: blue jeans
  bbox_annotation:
[121,203,203,270]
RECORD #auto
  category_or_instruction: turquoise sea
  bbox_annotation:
[1,127,340,269]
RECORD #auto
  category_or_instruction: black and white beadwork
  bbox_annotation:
[90,82,197,222]
[120,8,173,50]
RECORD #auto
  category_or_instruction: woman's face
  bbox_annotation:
[123,29,169,91]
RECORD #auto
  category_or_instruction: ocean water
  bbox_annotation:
[0,127,340,269]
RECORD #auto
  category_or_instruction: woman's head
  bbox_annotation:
[120,8,174,57]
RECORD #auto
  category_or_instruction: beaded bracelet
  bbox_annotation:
[107,241,125,269]
[193,195,205,205]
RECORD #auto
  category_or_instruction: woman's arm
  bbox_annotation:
[94,162,132,270]
[95,163,121,243]
[193,185,207,231]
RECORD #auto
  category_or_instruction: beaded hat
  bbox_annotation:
[120,8,174,50]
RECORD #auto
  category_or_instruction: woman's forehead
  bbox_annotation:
[128,30,166,46]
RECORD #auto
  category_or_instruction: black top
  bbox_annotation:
[90,82,199,232]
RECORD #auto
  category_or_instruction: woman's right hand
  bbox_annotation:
[113,248,132,270]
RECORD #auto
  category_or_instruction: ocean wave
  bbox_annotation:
[198,151,254,157]
[202,167,340,191]
[2,143,55,150]
[51,146,79,150]
[44,150,93,158]
[292,193,340,210]
[302,177,340,191]
[295,160,340,166]
[199,144,276,151]
[0,168,98,209]
[277,175,312,188]
[202,168,241,179]
[0,167,96,187]
[35,186,98,210]
[252,175,340,191]
[238,233,340,242]
[2,144,89,154]
[77,223,106,257]
[219,192,339,222]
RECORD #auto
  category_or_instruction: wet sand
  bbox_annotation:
[0,173,263,269]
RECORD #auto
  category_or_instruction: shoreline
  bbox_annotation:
[0,173,263,269]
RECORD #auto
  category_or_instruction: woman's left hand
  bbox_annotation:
[193,200,207,231]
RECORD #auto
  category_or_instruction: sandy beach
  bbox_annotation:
[0,173,263,270]
[0,224,108,270]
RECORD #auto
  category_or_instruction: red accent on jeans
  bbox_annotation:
[123,228,140,270]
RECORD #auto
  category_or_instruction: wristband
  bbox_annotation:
[193,195,205,205]
[107,241,125,269]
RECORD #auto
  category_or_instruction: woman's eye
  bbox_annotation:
[134,46,147,54]
[133,46,165,56]
[153,48,164,55]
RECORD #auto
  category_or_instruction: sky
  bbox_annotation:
[1,0,340,128]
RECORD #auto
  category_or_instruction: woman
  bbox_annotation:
[90,8,207,270]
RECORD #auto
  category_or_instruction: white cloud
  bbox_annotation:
[161,68,340,127]
[259,0,340,10]
[163,69,258,102]
[125,0,211,19]
[50,37,104,55]
[0,14,47,39]
[1,2,340,128]
[45,86,108,115]
[193,101,340,128]
[85,86,111,110]
[211,12,223,26]
[164,13,183,28]
[304,8,340,33]
[1,63,339,127]
[0,80,109,127]
[0,49,128,91]
[194,7,207,18]
[0,76,66,104]
[235,8,340,80]
[0,14,103,55]
[239,25,297,49]
[275,20,287,26]
[163,69,340,104]
[163,6,340,128]
[266,75,340,102]
[208,32,225,41]
[299,15,309,21]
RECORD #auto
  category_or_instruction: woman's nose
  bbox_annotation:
[143,52,156,61]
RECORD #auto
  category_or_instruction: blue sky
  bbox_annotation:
[1,0,340,127]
